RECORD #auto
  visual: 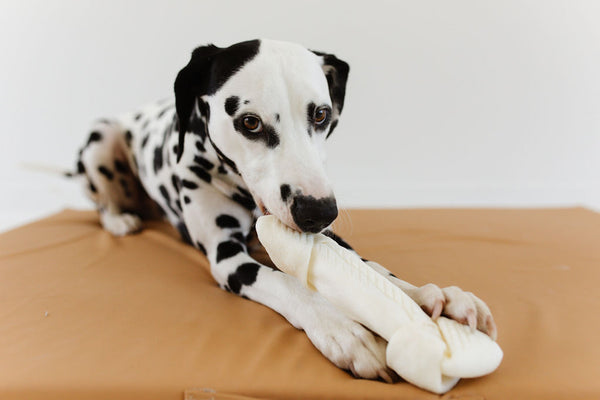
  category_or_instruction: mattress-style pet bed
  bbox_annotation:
[0,208,598,400]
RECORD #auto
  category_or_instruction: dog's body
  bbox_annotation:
[75,39,496,381]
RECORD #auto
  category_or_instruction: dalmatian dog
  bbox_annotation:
[73,39,496,381]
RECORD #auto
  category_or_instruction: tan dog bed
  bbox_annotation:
[0,208,598,399]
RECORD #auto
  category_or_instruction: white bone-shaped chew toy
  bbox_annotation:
[256,215,502,394]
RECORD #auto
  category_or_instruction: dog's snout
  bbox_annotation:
[291,195,338,233]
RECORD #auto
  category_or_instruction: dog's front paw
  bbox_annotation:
[303,304,396,382]
[410,283,497,340]
[100,212,142,236]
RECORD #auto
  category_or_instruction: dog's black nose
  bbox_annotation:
[291,195,338,233]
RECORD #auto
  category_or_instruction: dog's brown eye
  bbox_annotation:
[314,107,329,125]
[243,116,262,133]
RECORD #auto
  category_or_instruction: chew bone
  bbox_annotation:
[256,215,502,394]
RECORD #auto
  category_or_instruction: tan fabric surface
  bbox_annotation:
[0,208,598,400]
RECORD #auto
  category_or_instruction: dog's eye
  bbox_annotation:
[243,116,262,133]
[314,107,329,125]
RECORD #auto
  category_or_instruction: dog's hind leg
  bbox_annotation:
[76,120,151,236]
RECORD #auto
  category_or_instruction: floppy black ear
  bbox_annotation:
[311,50,350,136]
[174,44,220,162]
[174,40,261,162]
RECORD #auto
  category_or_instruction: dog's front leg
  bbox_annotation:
[324,230,497,339]
[178,187,394,381]
[206,245,395,381]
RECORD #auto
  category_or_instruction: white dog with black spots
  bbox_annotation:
[73,39,496,381]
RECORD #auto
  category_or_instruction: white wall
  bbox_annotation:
[1,0,599,230]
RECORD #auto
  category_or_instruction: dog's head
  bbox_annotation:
[174,39,349,233]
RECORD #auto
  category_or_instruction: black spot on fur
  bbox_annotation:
[233,117,280,148]
[114,160,128,173]
[173,144,179,155]
[171,174,181,193]
[225,96,240,116]
[142,119,150,130]
[153,147,163,174]
[231,232,245,243]
[216,240,244,263]
[196,241,207,255]
[181,179,199,189]
[232,193,256,211]
[227,262,260,294]
[237,186,252,198]
[124,130,133,147]
[87,131,102,145]
[183,195,191,204]
[134,113,142,121]
[159,184,170,201]
[194,156,214,170]
[189,165,211,183]
[159,184,178,215]
[280,184,291,202]
[243,99,250,105]
[216,214,240,228]
[218,165,227,174]
[262,124,280,147]
[188,112,207,141]
[77,161,85,174]
[323,230,353,251]
[141,134,150,148]
[98,165,114,180]
[195,141,205,152]
[89,181,97,193]
[177,221,192,244]
[198,99,211,120]
[175,199,182,211]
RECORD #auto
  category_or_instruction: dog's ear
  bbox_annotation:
[311,50,350,137]
[174,44,221,162]
[174,40,261,162]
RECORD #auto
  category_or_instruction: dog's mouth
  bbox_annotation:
[256,199,270,216]
[256,198,304,233]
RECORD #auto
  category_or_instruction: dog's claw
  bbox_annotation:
[466,309,477,331]
[431,300,444,320]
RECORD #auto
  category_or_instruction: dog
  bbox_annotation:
[73,39,496,381]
